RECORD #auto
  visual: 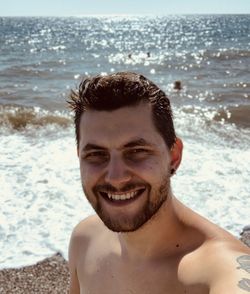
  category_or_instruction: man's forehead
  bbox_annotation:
[78,103,165,150]
[80,104,152,128]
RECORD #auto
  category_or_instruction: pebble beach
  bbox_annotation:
[0,253,69,294]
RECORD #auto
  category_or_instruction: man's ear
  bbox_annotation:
[170,137,183,172]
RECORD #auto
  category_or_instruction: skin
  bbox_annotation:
[69,102,250,294]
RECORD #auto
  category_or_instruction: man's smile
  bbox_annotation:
[99,188,146,204]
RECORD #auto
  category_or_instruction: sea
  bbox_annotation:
[0,15,249,269]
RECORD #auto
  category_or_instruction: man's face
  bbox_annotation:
[78,103,173,232]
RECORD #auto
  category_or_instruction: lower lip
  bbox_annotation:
[100,190,145,207]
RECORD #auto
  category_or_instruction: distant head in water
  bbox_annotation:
[174,80,182,90]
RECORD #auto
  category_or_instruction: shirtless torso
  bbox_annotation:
[69,197,250,294]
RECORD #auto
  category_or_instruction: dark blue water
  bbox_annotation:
[0,15,249,123]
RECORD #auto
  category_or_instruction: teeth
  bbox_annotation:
[107,191,138,201]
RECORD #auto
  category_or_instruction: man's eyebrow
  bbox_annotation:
[82,143,106,152]
[82,139,154,152]
[123,138,154,148]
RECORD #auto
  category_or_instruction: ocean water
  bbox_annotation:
[0,15,249,269]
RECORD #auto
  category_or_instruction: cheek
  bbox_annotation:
[79,166,98,203]
[79,163,103,187]
[132,158,168,180]
[142,156,169,172]
[79,163,90,187]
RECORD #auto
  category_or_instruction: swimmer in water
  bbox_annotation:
[174,80,182,90]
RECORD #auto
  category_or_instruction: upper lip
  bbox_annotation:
[102,188,143,194]
[100,187,145,195]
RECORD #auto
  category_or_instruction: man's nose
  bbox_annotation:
[104,155,131,187]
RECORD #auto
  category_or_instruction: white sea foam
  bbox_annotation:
[0,130,92,268]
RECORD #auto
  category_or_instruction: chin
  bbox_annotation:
[98,197,167,233]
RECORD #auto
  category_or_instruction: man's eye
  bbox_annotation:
[125,149,150,160]
[131,148,146,153]
[83,152,109,163]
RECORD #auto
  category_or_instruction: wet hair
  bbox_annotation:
[68,72,176,149]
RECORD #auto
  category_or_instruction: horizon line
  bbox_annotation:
[1,13,250,17]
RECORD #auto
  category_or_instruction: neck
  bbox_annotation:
[118,195,186,262]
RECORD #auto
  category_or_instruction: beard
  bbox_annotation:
[83,175,171,233]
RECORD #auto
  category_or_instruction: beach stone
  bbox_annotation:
[240,225,250,247]
[0,252,69,294]
[242,225,250,232]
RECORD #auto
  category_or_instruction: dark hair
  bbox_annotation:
[68,72,176,149]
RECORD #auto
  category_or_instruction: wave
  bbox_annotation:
[180,103,250,128]
[2,103,247,133]
[0,104,72,131]
[0,66,52,78]
[191,48,250,62]
[213,105,250,128]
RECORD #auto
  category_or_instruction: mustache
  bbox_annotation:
[93,183,147,194]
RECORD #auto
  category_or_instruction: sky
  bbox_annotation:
[0,0,250,16]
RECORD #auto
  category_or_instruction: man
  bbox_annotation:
[68,72,250,294]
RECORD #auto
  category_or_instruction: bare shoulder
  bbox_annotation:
[205,240,250,293]
[70,214,104,240]
[68,215,107,294]
[68,214,106,257]
[179,237,250,293]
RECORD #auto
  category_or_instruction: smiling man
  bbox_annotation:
[68,72,250,294]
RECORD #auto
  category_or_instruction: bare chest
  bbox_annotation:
[79,259,208,294]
